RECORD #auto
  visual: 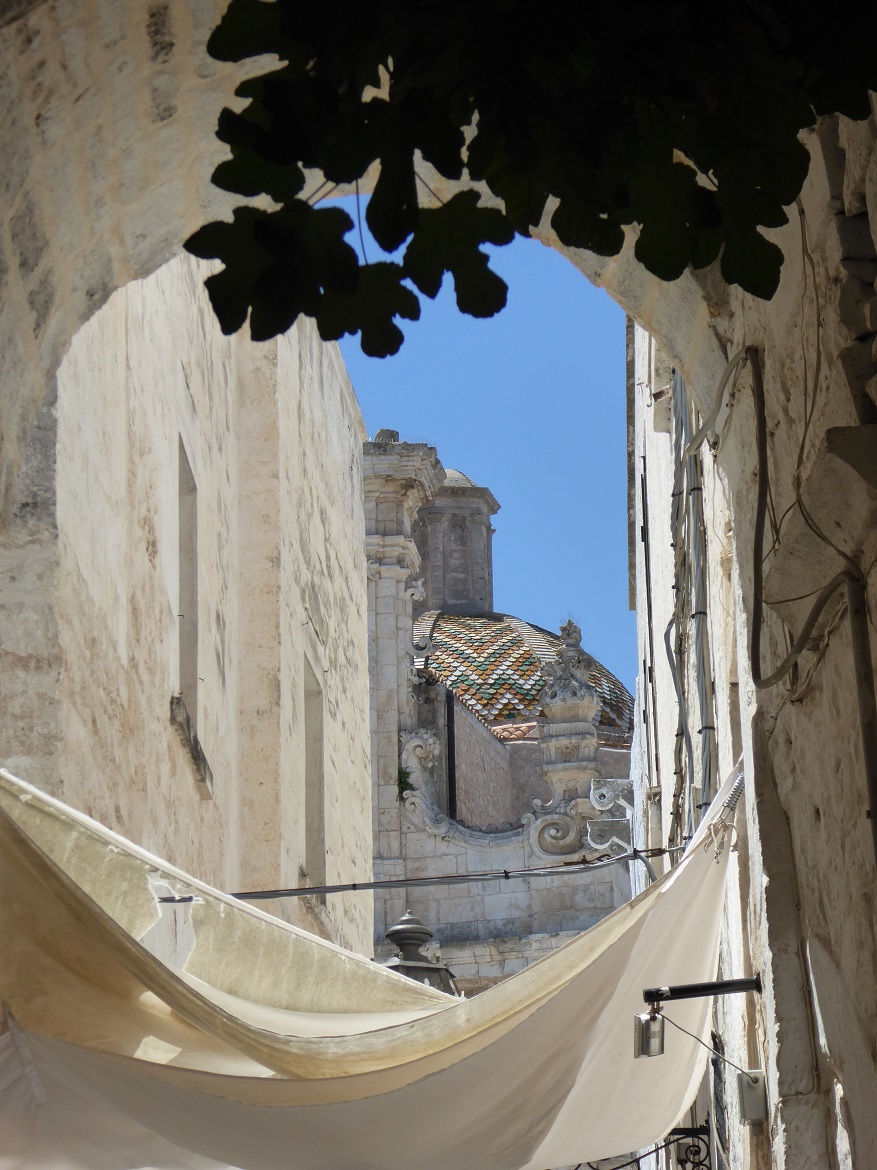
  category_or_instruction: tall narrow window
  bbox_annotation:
[172,439,212,795]
[178,438,198,731]
[304,657,326,897]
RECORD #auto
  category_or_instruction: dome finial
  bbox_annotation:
[559,618,582,649]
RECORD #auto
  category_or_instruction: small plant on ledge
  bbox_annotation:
[397,765,414,802]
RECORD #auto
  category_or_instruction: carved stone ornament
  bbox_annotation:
[541,657,599,718]
[520,807,582,858]
[589,778,634,813]
[405,651,424,687]
[399,729,440,776]
[586,818,632,853]
[366,559,381,581]
[559,618,583,647]
[413,633,434,660]
[403,790,531,849]
[401,788,632,861]
[405,578,426,604]
[539,619,599,720]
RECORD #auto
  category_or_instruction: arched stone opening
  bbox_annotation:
[0,0,748,526]
[3,8,877,1161]
[0,0,734,812]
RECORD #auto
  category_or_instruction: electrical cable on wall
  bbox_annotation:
[665,370,719,845]
[747,346,877,868]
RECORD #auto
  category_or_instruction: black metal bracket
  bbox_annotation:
[669,1125,711,1168]
[642,975,761,1005]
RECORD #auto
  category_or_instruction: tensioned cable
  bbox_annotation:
[158,849,663,903]
[663,1012,758,1084]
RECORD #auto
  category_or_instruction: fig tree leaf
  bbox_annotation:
[185,208,273,335]
[206,0,286,62]
[402,191,513,317]
[212,155,305,203]
[366,148,419,252]
[317,262,421,357]
[720,229,783,300]
[551,200,625,256]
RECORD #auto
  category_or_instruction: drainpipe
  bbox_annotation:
[846,575,877,865]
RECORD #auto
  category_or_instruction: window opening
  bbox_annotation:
[304,657,326,899]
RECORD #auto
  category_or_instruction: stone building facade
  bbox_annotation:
[627,112,877,1169]
[365,435,634,992]
[1,251,375,956]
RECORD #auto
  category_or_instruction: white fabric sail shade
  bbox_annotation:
[0,767,740,1170]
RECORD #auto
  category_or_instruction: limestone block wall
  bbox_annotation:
[0,0,241,520]
[507,738,548,810]
[374,789,628,949]
[0,380,60,793]
[21,252,373,955]
[453,700,517,828]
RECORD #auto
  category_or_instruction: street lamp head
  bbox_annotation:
[384,911,460,996]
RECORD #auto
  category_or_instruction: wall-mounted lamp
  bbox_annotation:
[633,1002,665,1057]
[633,976,762,1060]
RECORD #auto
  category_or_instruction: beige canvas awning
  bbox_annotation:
[0,767,740,1169]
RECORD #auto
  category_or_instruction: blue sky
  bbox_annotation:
[334,201,635,693]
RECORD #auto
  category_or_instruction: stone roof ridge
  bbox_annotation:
[412,609,441,668]
[502,615,562,663]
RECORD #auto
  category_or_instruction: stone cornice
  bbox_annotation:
[366,534,421,576]
[362,442,445,513]
[418,483,500,516]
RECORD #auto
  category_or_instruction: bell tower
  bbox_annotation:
[412,469,500,617]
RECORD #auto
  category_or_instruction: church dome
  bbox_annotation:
[413,611,633,741]
[442,468,477,487]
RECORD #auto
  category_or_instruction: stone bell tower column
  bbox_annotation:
[412,470,500,617]
[362,431,444,925]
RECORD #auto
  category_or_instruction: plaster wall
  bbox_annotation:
[32,252,372,955]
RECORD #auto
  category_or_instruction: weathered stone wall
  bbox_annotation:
[0,0,240,522]
[631,109,877,1170]
[0,379,60,792]
[453,699,517,828]
[507,738,547,809]
[29,253,373,955]
[412,480,499,617]
[376,791,627,948]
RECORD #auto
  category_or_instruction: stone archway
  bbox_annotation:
[0,0,745,524]
[0,2,736,801]
[3,7,877,1165]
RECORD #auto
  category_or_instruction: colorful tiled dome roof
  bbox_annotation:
[413,611,634,740]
